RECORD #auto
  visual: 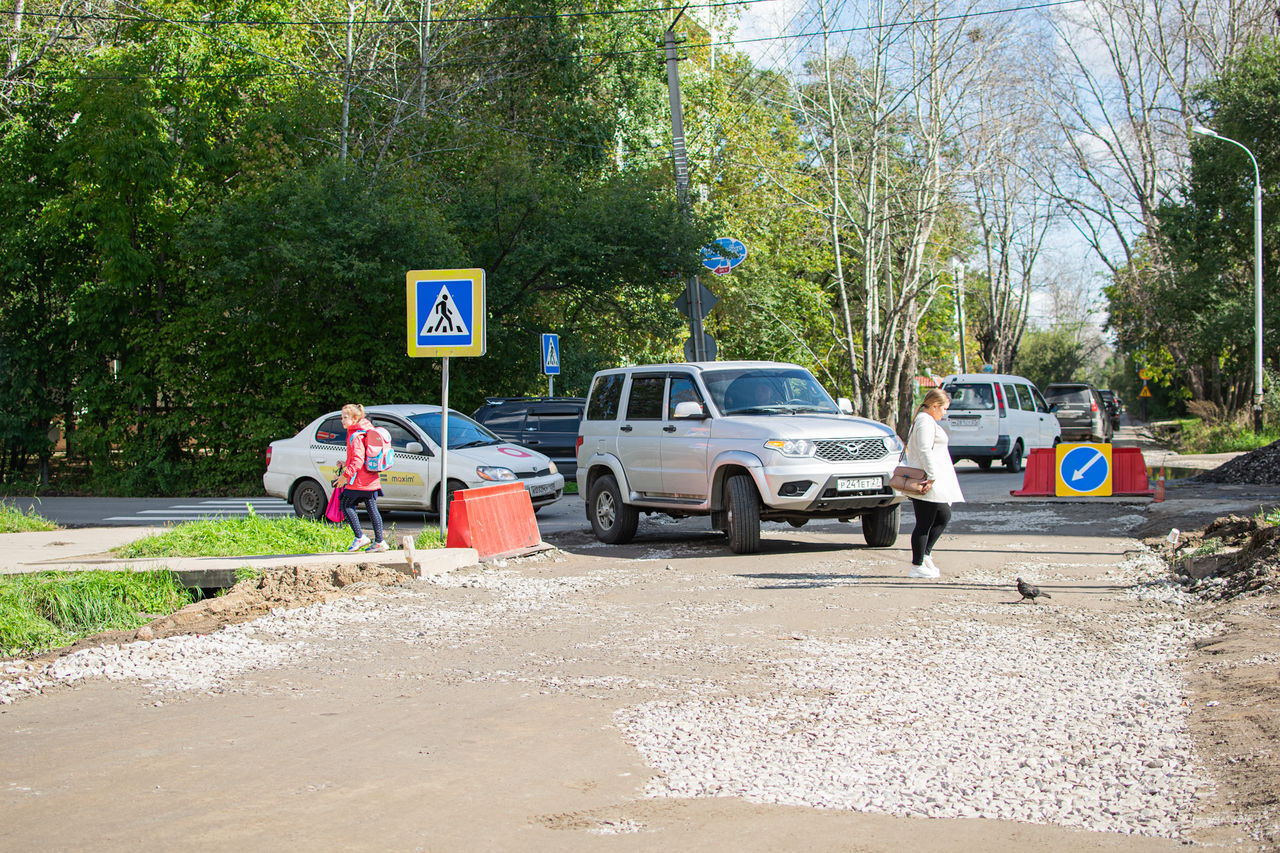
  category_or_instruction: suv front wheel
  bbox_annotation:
[588,474,639,544]
[725,473,761,554]
[862,504,900,547]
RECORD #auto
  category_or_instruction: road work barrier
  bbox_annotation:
[444,482,546,560]
[1010,445,1153,497]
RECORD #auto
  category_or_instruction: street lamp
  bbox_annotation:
[1192,123,1264,433]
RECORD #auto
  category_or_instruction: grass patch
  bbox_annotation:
[115,505,444,558]
[1167,418,1280,454]
[0,570,196,657]
[563,479,578,495]
[0,502,59,533]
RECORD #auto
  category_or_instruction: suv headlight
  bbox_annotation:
[884,434,903,454]
[476,466,517,481]
[765,438,816,457]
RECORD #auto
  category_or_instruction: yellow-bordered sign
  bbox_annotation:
[406,268,486,357]
[1055,443,1113,497]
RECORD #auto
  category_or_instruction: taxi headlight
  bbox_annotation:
[548,461,559,475]
[476,466,517,481]
[765,438,815,457]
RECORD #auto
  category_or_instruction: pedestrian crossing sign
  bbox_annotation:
[406,268,486,357]
[542,333,560,375]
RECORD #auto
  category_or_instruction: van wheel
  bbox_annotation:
[725,473,761,554]
[862,504,900,547]
[1004,440,1024,473]
[976,459,992,471]
[588,475,638,544]
[292,479,326,520]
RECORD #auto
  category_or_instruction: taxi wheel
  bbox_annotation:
[589,475,638,544]
[292,479,325,521]
[433,478,467,515]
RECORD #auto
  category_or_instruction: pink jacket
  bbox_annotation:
[341,417,382,491]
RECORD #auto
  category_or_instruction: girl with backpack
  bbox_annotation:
[334,403,389,552]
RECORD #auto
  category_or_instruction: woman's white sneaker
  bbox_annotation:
[923,555,938,572]
[909,563,939,579]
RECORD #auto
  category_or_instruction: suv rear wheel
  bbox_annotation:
[725,473,761,554]
[862,504,900,547]
[588,474,638,544]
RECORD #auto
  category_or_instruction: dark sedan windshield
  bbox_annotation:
[702,367,840,415]
[408,411,501,449]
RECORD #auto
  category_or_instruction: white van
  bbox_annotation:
[936,373,1061,472]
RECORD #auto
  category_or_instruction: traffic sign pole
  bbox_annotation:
[440,356,449,541]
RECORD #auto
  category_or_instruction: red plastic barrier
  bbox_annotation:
[1010,447,1055,496]
[444,482,545,559]
[1111,446,1153,496]
[1010,445,1153,497]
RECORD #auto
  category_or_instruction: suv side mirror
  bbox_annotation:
[673,400,708,419]
[837,397,854,415]
[1048,403,1058,413]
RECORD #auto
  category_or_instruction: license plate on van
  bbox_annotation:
[837,477,881,492]
[948,417,979,429]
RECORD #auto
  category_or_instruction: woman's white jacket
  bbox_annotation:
[904,412,965,505]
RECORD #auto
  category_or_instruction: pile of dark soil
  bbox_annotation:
[1163,513,1280,599]
[133,562,410,641]
[1197,439,1280,484]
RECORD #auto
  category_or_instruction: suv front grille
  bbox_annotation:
[814,438,889,462]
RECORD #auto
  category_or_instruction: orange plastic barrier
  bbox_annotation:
[1111,446,1153,496]
[1010,447,1055,496]
[444,482,545,559]
[1010,445,1153,497]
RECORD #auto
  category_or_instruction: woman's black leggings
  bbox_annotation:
[909,498,951,564]
[340,488,384,542]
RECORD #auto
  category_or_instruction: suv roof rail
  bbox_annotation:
[482,396,584,405]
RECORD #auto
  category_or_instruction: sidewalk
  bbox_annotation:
[0,526,479,587]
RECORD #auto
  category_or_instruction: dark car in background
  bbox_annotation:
[1043,383,1113,443]
[1097,389,1123,430]
[472,397,586,480]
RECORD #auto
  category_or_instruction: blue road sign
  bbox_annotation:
[406,269,486,357]
[700,237,747,275]
[1057,444,1111,495]
[542,333,560,375]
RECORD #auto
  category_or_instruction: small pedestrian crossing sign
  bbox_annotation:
[406,269,485,357]
[542,333,560,375]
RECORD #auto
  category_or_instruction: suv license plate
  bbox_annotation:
[529,483,555,497]
[837,477,881,492]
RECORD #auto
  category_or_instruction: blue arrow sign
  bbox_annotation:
[1060,445,1109,492]
[700,237,747,275]
[542,333,560,375]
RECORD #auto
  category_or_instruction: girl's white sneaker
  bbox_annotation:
[346,535,371,552]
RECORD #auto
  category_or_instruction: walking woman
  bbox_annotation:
[334,403,389,553]
[904,388,964,578]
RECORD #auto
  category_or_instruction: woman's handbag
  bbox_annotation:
[888,465,930,495]
[324,485,345,523]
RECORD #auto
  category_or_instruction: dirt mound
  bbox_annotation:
[1162,513,1280,599]
[130,562,410,642]
[1197,439,1280,484]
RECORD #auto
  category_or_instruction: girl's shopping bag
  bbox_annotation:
[324,485,345,523]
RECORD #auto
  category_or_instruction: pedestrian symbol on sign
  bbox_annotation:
[542,333,560,376]
[421,284,469,336]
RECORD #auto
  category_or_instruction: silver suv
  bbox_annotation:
[575,361,905,553]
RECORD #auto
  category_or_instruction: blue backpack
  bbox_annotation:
[355,427,395,472]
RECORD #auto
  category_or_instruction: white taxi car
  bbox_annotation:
[263,404,564,519]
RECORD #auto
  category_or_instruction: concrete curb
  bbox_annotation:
[0,527,480,588]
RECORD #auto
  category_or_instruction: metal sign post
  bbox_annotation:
[407,268,486,544]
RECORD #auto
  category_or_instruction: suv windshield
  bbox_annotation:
[409,411,502,449]
[702,367,839,415]
[942,382,995,411]
[1044,387,1092,406]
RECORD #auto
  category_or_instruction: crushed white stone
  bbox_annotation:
[0,549,1215,840]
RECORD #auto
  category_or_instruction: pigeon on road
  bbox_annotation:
[1016,577,1051,604]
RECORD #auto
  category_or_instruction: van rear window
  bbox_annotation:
[943,383,995,411]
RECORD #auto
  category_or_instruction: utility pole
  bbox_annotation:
[663,11,712,361]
